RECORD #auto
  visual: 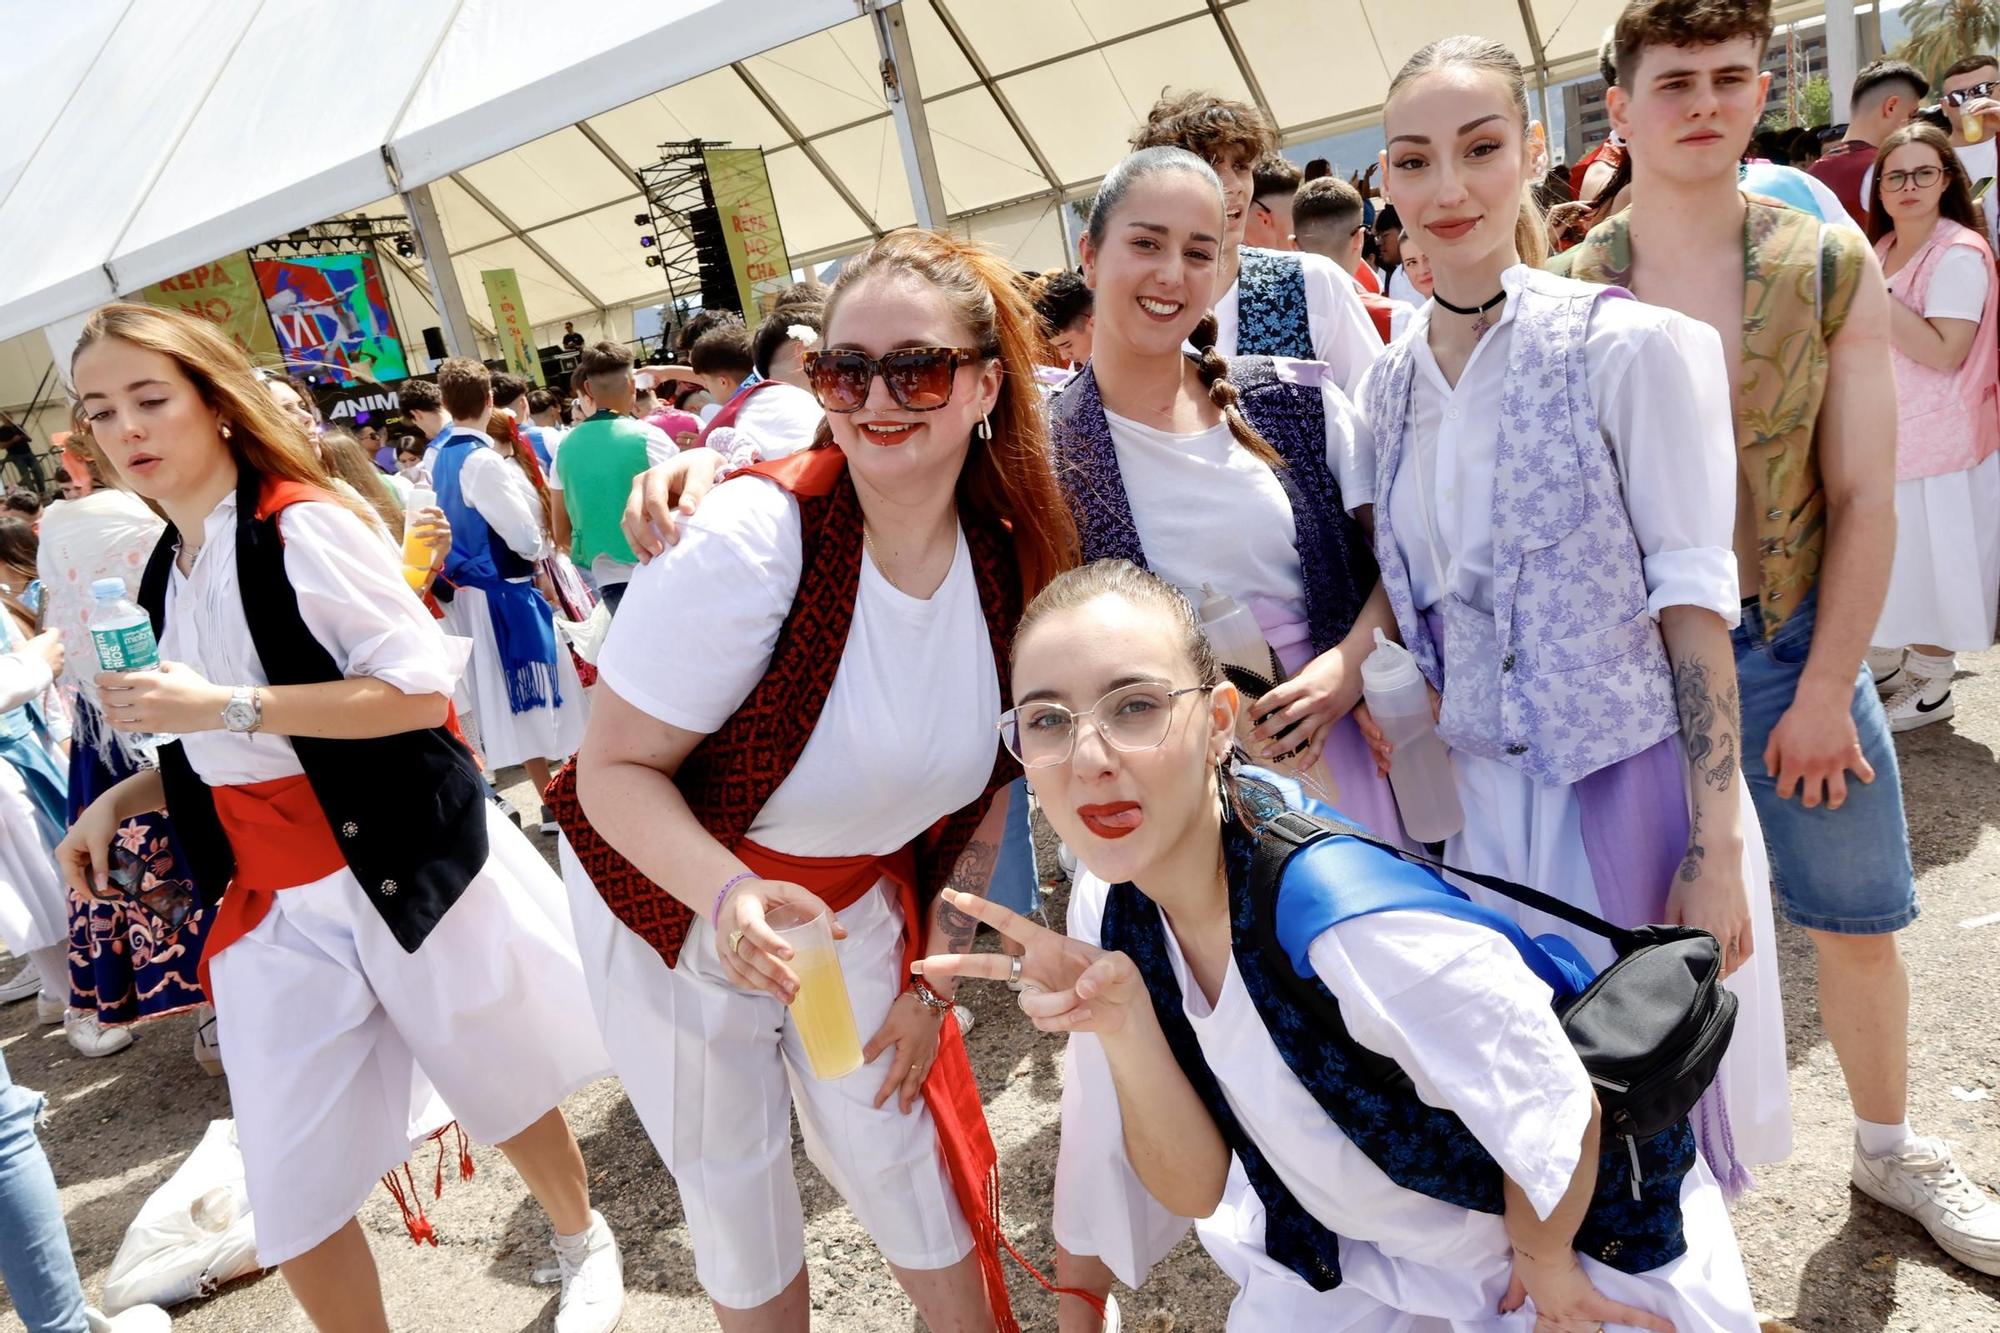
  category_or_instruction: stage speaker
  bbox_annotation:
[690,205,738,312]
[422,326,447,360]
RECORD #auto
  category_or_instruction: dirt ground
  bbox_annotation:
[6,653,2000,1332]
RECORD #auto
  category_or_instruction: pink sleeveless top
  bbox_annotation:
[1879,217,2000,481]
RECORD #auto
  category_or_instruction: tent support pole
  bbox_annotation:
[402,183,479,358]
[868,0,950,232]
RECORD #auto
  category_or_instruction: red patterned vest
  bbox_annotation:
[549,446,1021,966]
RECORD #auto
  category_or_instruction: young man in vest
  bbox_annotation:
[1291,176,1412,343]
[1129,90,1381,394]
[1554,0,2000,1275]
[552,342,671,615]
[1808,59,1927,229]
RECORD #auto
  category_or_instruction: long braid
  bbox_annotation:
[1188,312,1283,470]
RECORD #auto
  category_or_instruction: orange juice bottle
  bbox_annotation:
[401,484,437,591]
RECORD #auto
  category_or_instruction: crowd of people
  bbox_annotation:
[3,1,1999,1331]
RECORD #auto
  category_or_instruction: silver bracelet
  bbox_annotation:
[909,978,954,1013]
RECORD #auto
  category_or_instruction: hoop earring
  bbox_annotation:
[976,414,992,441]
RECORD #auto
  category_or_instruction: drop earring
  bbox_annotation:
[976,414,992,441]
[1216,751,1240,826]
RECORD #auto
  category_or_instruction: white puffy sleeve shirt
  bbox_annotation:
[458,445,550,564]
[1213,249,1383,398]
[1367,265,1740,624]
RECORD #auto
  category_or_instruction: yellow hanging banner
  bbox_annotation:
[141,253,283,366]
[703,147,795,315]
[480,268,544,386]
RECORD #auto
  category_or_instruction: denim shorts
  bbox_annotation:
[986,776,1042,919]
[1734,591,1917,934]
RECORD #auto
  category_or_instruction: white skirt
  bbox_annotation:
[0,758,68,956]
[442,583,588,770]
[209,804,610,1266]
[560,842,972,1309]
[1876,453,2000,652]
[1445,750,1793,1174]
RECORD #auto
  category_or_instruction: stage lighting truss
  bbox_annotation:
[636,140,724,306]
[254,215,419,261]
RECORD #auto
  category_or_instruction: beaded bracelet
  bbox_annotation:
[711,871,757,932]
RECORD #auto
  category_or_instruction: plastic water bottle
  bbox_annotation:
[400,484,438,591]
[1359,628,1463,842]
[1195,583,1276,685]
[88,577,175,747]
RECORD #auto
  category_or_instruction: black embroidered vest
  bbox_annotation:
[1234,247,1314,359]
[1097,815,1695,1290]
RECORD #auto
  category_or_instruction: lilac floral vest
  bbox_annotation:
[1360,270,1677,786]
[1049,357,1377,656]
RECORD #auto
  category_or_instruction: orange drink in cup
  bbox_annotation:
[769,902,863,1079]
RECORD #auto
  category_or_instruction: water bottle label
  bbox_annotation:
[92,623,159,672]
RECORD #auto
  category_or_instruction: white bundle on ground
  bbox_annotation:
[101,1119,260,1311]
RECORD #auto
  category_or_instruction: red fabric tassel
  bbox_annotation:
[379,1121,474,1249]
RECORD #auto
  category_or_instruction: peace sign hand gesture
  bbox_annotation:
[912,888,1149,1037]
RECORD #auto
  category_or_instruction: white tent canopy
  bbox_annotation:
[2,0,1831,359]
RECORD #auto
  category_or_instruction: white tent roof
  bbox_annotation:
[1,0,1829,345]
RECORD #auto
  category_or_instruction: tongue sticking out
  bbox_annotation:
[1080,804,1143,838]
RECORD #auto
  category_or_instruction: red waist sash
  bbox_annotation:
[198,774,345,996]
[735,837,1020,1331]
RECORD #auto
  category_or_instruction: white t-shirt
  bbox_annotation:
[597,474,1001,857]
[1212,248,1382,398]
[1888,243,1992,322]
[1866,142,2000,248]
[703,381,824,463]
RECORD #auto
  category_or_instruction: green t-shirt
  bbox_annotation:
[555,411,654,568]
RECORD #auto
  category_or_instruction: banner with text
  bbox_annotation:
[481,268,543,386]
[141,254,283,366]
[703,148,794,315]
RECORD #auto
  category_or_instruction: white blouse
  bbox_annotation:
[597,474,1001,858]
[158,493,467,787]
[1212,248,1383,398]
[454,432,550,566]
[1356,265,1739,623]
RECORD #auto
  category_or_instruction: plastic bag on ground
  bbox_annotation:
[101,1119,260,1311]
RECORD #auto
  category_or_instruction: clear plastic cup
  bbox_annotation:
[768,902,864,1079]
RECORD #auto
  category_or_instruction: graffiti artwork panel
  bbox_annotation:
[255,251,409,383]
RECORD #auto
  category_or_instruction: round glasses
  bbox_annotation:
[1883,165,1944,192]
[802,346,991,413]
[998,682,1209,769]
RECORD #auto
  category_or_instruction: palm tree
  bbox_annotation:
[1895,0,2000,83]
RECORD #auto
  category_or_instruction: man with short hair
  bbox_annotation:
[1032,269,1095,367]
[489,371,551,469]
[1555,0,2000,1276]
[1373,205,1420,306]
[1243,151,1301,251]
[398,376,448,479]
[688,323,821,460]
[1810,58,1928,227]
[1939,54,2000,247]
[1291,177,1411,343]
[553,342,672,613]
[561,321,585,354]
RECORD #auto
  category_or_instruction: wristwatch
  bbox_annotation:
[221,685,263,734]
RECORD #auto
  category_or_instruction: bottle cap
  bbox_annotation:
[90,577,127,600]
[1359,627,1422,694]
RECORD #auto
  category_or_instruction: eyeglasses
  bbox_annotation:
[1944,81,1997,107]
[1884,165,1945,192]
[802,346,991,413]
[997,682,1209,769]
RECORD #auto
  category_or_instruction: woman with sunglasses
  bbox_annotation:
[1862,122,2000,731]
[915,559,1756,1333]
[552,228,1078,1330]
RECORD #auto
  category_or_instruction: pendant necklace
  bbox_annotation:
[1433,288,1508,338]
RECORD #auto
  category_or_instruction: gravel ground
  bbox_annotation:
[6,653,2000,1332]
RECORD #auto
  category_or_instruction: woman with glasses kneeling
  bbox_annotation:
[551,229,1078,1331]
[918,561,1759,1332]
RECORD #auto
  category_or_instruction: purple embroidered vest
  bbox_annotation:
[1049,357,1377,656]
[1360,270,1677,786]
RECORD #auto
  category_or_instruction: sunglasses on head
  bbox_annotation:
[1945,81,1997,107]
[802,346,991,413]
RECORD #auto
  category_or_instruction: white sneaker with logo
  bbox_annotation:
[0,960,40,1003]
[1851,1135,2000,1274]
[541,1210,624,1333]
[1883,679,1954,732]
[65,1010,134,1058]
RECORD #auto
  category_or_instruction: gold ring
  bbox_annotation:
[729,929,746,956]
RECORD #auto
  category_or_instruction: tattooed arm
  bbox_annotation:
[1658,605,1753,976]
[919,784,1012,1001]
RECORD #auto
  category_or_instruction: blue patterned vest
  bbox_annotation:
[1234,247,1313,359]
[1097,806,1696,1291]
[1358,269,1679,786]
[432,430,535,585]
[1047,358,1377,657]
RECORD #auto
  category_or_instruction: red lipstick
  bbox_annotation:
[1077,802,1143,839]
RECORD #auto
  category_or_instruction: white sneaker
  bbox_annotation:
[1883,679,1953,732]
[953,1003,976,1036]
[1868,646,1907,693]
[0,960,40,1003]
[191,1005,222,1077]
[87,1304,171,1332]
[36,993,64,1025]
[548,1210,623,1333]
[1102,1292,1121,1332]
[65,1010,134,1058]
[1851,1135,2000,1275]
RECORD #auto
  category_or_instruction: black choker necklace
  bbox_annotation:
[1431,287,1507,336]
